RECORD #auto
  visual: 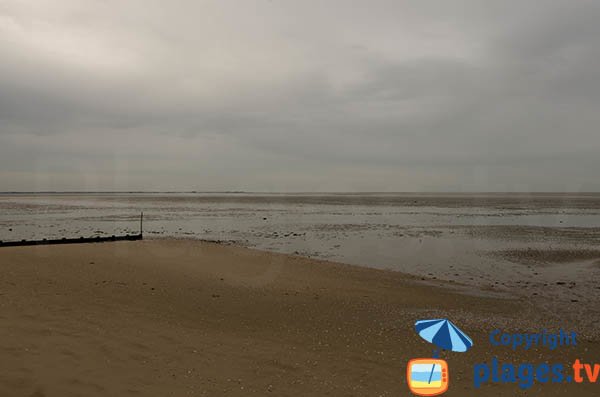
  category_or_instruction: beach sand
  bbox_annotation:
[0,239,598,396]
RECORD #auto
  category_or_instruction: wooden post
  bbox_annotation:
[140,212,143,237]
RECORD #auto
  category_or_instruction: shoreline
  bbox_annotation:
[196,236,600,339]
[1,239,598,396]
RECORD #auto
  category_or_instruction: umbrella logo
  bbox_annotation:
[407,319,473,396]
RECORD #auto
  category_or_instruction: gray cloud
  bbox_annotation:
[1,0,599,191]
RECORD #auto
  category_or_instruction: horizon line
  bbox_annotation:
[2,191,600,195]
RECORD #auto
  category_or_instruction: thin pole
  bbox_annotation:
[427,363,437,384]
[140,212,143,236]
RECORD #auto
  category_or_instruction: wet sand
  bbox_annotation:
[1,239,599,396]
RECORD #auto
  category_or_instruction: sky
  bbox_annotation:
[1,0,599,192]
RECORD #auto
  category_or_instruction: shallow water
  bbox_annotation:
[1,192,600,332]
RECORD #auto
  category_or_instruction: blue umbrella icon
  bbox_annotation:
[415,318,473,354]
[414,319,473,386]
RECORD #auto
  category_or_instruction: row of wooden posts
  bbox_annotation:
[0,213,144,248]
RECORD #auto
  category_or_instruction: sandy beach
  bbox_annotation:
[0,239,598,396]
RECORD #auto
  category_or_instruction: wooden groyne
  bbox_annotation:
[0,212,144,248]
[0,234,142,247]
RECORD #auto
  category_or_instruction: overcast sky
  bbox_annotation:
[1,1,599,192]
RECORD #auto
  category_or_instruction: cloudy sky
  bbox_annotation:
[1,0,599,192]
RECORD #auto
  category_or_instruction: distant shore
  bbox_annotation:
[1,239,598,396]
